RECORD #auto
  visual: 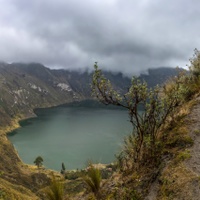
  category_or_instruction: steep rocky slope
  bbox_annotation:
[0,62,77,126]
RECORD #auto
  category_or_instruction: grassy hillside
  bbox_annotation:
[80,50,200,200]
[0,62,186,199]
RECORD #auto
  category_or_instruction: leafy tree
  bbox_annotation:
[60,162,66,175]
[34,156,44,168]
[92,63,181,170]
[189,48,200,77]
[165,49,200,102]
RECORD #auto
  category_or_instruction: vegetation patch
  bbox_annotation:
[173,150,191,164]
[2,49,200,199]
[193,129,200,135]
[0,178,39,200]
[158,163,199,200]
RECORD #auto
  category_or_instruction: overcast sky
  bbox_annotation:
[0,0,199,75]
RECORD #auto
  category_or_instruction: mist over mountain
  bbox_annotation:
[0,62,181,126]
[140,67,180,88]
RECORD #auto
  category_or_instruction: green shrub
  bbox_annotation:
[34,156,44,168]
[174,150,191,164]
[166,134,193,149]
[112,187,141,200]
[84,164,102,197]
[92,63,181,171]
[0,189,7,199]
[65,170,86,180]
[45,174,64,200]
[101,168,112,179]
[194,129,200,135]
[189,48,200,78]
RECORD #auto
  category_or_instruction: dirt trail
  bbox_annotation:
[185,97,200,175]
[145,96,200,200]
[144,179,160,200]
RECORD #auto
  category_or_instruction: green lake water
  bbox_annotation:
[8,105,132,171]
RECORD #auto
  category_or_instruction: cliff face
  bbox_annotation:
[0,63,77,126]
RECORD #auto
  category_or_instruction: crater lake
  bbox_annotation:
[8,101,132,171]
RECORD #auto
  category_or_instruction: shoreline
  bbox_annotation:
[2,102,73,172]
[3,100,118,172]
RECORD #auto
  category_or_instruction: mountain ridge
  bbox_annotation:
[0,62,180,127]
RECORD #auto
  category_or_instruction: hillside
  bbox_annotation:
[0,62,179,127]
[145,95,200,200]
[0,62,182,199]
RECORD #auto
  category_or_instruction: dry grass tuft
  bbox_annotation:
[158,163,199,200]
[0,178,39,200]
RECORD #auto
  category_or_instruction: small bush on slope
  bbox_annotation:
[83,164,102,199]
[45,174,64,200]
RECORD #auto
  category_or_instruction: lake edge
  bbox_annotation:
[7,102,132,171]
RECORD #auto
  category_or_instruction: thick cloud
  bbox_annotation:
[0,0,200,75]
